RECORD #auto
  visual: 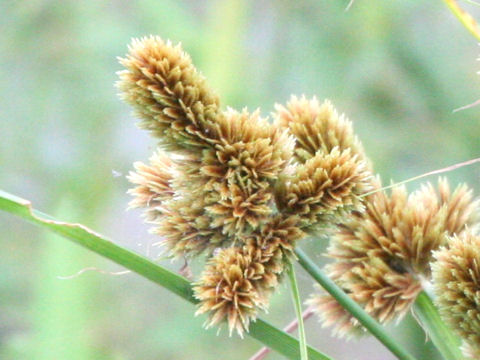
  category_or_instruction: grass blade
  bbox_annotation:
[0,189,332,360]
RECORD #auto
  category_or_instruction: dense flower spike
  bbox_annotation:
[117,36,221,151]
[274,96,368,163]
[246,214,305,256]
[308,178,480,337]
[193,244,283,337]
[432,232,480,359]
[276,147,372,230]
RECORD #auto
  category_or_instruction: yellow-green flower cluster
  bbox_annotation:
[308,178,479,337]
[118,36,372,336]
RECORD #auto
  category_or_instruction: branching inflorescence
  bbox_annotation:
[118,36,372,336]
[118,36,480,341]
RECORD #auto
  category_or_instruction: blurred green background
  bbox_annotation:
[1,1,479,359]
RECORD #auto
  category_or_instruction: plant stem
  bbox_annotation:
[249,307,315,360]
[442,0,480,41]
[287,261,308,360]
[412,291,464,360]
[295,248,418,360]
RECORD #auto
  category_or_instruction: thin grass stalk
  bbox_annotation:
[249,307,315,360]
[288,261,308,360]
[412,291,464,360]
[295,248,418,360]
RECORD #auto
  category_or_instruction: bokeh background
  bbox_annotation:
[1,1,480,359]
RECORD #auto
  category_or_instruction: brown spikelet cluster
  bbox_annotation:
[273,96,373,231]
[274,96,368,164]
[308,178,480,337]
[119,36,373,335]
[276,148,372,230]
[432,231,480,359]
[194,241,285,336]
[117,36,220,151]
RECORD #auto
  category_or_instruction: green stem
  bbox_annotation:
[295,248,417,360]
[413,291,464,360]
[287,261,308,360]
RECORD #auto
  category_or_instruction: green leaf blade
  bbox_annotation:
[0,189,332,360]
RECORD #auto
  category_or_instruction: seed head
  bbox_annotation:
[200,108,294,236]
[127,150,175,221]
[152,195,227,258]
[275,147,372,230]
[308,178,479,337]
[117,36,220,152]
[274,96,368,164]
[193,244,284,337]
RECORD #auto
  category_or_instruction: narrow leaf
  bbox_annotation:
[443,0,480,41]
[0,190,332,360]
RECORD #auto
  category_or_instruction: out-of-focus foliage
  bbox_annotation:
[1,1,479,359]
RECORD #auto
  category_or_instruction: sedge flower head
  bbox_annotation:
[119,36,384,336]
[308,178,479,337]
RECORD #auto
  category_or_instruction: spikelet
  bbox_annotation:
[246,214,305,256]
[152,195,227,258]
[308,178,479,337]
[127,150,175,221]
[274,96,368,163]
[117,36,220,152]
[202,108,294,236]
[193,243,284,337]
[432,232,480,359]
[275,147,372,230]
